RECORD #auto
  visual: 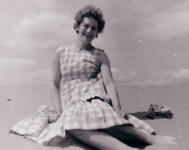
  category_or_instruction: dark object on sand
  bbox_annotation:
[7,98,12,101]
[147,104,173,119]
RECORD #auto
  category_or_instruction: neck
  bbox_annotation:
[75,39,93,51]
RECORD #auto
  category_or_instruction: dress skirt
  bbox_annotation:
[10,99,155,145]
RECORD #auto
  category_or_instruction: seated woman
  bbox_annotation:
[10,5,177,150]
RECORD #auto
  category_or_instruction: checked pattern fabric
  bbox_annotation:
[10,45,155,145]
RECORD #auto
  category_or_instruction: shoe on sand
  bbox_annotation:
[147,104,173,119]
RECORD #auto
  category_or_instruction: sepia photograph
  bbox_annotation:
[0,0,189,150]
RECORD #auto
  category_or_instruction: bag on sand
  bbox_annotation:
[147,104,173,119]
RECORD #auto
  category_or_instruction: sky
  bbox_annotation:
[1,0,189,86]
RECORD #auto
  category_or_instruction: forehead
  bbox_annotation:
[82,17,98,27]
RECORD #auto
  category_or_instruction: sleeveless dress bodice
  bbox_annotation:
[59,45,109,110]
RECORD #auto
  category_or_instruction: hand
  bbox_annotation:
[115,109,125,118]
[47,107,61,123]
[48,113,61,123]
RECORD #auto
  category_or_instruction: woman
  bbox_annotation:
[10,5,177,150]
[49,5,177,150]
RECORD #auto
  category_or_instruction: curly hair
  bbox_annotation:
[74,5,105,34]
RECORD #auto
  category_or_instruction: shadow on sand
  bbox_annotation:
[130,111,173,120]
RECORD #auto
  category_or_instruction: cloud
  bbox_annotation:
[0,57,37,85]
[13,11,74,45]
[111,67,129,82]
[0,0,75,56]
[0,0,56,36]
[111,68,123,74]
[172,69,189,80]
[0,57,52,85]
[141,1,189,39]
[119,69,189,86]
[0,57,53,85]
[27,68,51,85]
[0,57,36,68]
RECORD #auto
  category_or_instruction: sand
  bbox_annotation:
[0,84,189,150]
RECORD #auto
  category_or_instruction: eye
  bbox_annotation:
[83,24,89,29]
[82,23,97,32]
[91,27,97,31]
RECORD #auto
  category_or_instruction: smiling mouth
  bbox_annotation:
[84,34,93,40]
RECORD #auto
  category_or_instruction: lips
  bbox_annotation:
[83,34,93,40]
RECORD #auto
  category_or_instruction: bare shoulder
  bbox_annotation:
[55,46,65,55]
[54,46,66,59]
[95,48,110,65]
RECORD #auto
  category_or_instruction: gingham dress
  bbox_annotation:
[59,45,129,130]
[10,45,155,145]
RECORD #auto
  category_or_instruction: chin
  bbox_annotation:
[82,39,93,44]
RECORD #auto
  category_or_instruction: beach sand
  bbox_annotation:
[0,84,188,150]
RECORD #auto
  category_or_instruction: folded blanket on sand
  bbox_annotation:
[9,105,58,137]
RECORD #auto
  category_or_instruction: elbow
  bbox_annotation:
[51,78,61,90]
[104,78,115,88]
[51,72,62,90]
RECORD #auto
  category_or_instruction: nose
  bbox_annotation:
[86,27,92,33]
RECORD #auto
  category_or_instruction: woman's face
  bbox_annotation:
[77,17,98,44]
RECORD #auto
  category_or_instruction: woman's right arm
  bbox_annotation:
[50,48,62,116]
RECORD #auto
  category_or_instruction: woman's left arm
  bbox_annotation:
[100,51,124,118]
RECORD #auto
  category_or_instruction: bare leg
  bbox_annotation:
[68,129,138,150]
[108,125,177,145]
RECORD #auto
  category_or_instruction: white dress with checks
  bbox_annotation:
[10,45,155,145]
[60,45,131,130]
